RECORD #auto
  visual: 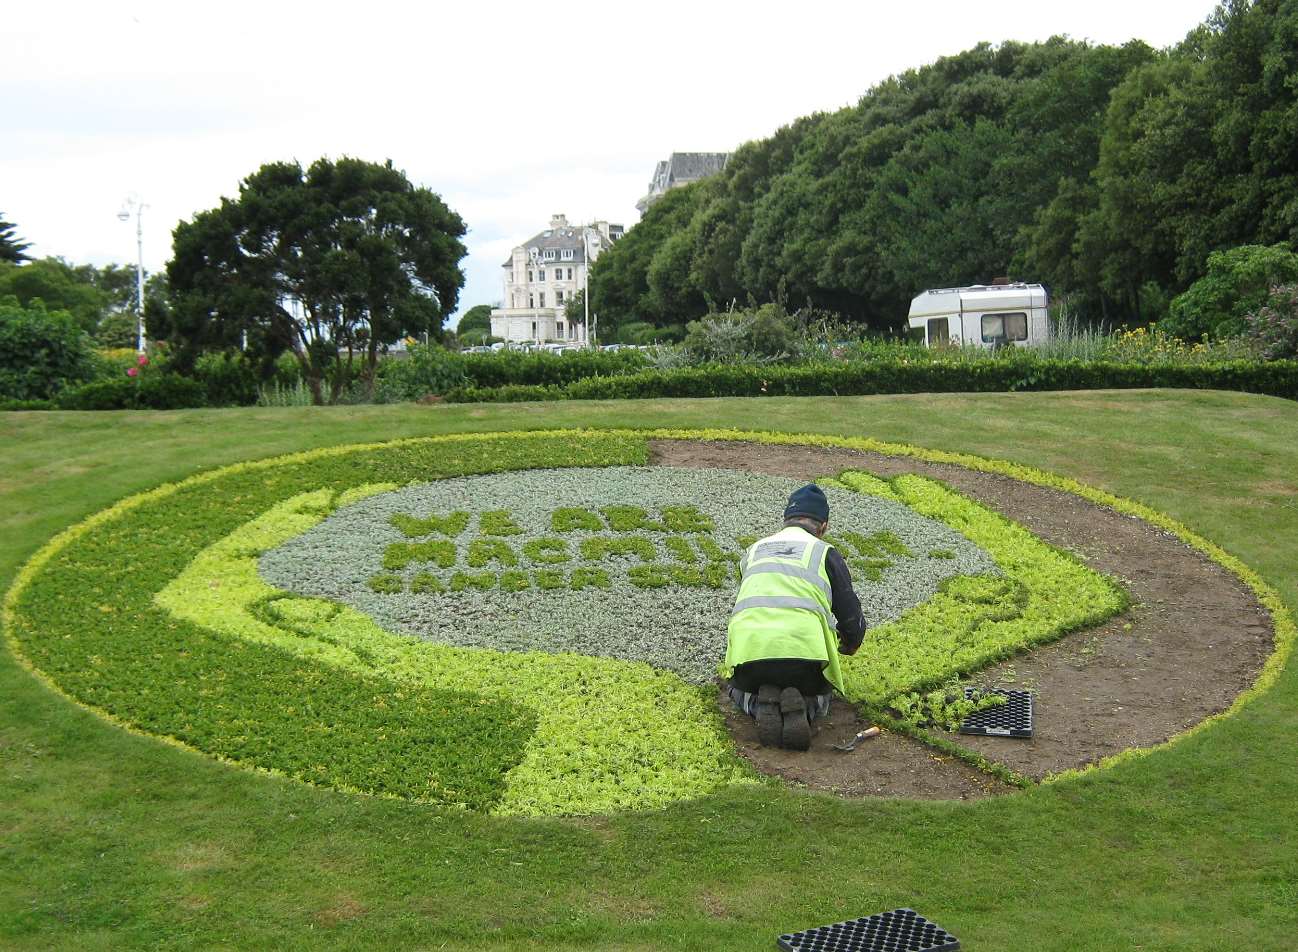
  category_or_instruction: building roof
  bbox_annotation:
[637,152,730,213]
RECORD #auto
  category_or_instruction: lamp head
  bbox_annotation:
[117,209,130,222]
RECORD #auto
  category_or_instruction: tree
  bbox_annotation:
[0,258,111,333]
[455,304,493,336]
[166,157,467,404]
[0,214,30,264]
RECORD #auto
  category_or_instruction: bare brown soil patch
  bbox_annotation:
[651,439,1274,798]
[313,894,368,927]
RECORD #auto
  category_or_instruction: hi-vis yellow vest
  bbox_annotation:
[725,526,843,693]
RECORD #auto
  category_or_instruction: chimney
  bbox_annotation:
[550,214,568,229]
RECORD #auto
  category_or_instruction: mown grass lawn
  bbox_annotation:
[2,389,1296,951]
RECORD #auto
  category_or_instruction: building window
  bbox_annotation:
[543,249,556,260]
[528,294,534,308]
[561,249,574,260]
[557,323,565,336]
[539,269,545,281]
[539,292,546,307]
[567,268,573,280]
[556,290,564,304]
[527,270,533,282]
[531,321,537,336]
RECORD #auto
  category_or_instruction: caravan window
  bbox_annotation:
[981,312,1028,343]
[926,318,949,344]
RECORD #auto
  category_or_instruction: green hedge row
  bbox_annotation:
[54,373,209,410]
[459,349,648,388]
[443,359,1298,403]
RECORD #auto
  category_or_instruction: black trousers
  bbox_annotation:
[730,659,833,696]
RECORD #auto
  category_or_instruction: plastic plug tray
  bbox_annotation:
[959,687,1033,738]
[776,907,959,951]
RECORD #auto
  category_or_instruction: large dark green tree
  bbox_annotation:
[0,214,30,264]
[166,157,467,404]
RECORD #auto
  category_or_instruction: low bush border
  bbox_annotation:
[443,358,1298,403]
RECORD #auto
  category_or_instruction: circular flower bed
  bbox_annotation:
[11,428,1284,817]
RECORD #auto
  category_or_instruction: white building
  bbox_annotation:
[636,152,730,215]
[490,214,623,344]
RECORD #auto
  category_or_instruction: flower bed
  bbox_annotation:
[5,429,1139,816]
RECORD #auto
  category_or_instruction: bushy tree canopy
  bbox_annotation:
[166,156,467,404]
[591,1,1298,333]
[0,258,112,333]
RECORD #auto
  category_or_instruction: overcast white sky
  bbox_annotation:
[4,0,1213,326]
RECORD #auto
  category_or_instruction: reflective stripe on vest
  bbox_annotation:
[737,562,833,602]
[726,526,844,692]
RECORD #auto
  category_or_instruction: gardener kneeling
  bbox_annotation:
[726,484,865,750]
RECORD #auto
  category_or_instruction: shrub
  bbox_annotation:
[1244,284,1298,360]
[374,342,468,401]
[682,304,795,363]
[0,297,97,400]
[193,351,260,406]
[1165,244,1298,340]
[56,372,208,410]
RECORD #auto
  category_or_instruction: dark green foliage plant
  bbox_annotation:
[1165,245,1298,340]
[0,297,97,400]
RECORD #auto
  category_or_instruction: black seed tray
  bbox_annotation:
[776,907,959,951]
[959,687,1033,738]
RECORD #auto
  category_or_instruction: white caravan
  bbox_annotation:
[907,283,1050,348]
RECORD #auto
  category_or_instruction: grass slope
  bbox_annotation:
[2,390,1297,950]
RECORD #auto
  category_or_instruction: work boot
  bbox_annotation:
[780,687,811,751]
[755,685,782,748]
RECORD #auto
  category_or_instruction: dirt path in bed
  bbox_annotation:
[649,439,1274,801]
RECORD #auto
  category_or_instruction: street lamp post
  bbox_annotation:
[582,226,595,348]
[117,197,148,354]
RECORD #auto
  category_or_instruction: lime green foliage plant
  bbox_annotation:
[5,432,759,816]
[890,685,1007,731]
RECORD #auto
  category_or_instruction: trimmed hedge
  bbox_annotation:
[460,348,648,388]
[55,373,209,410]
[444,358,1298,402]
